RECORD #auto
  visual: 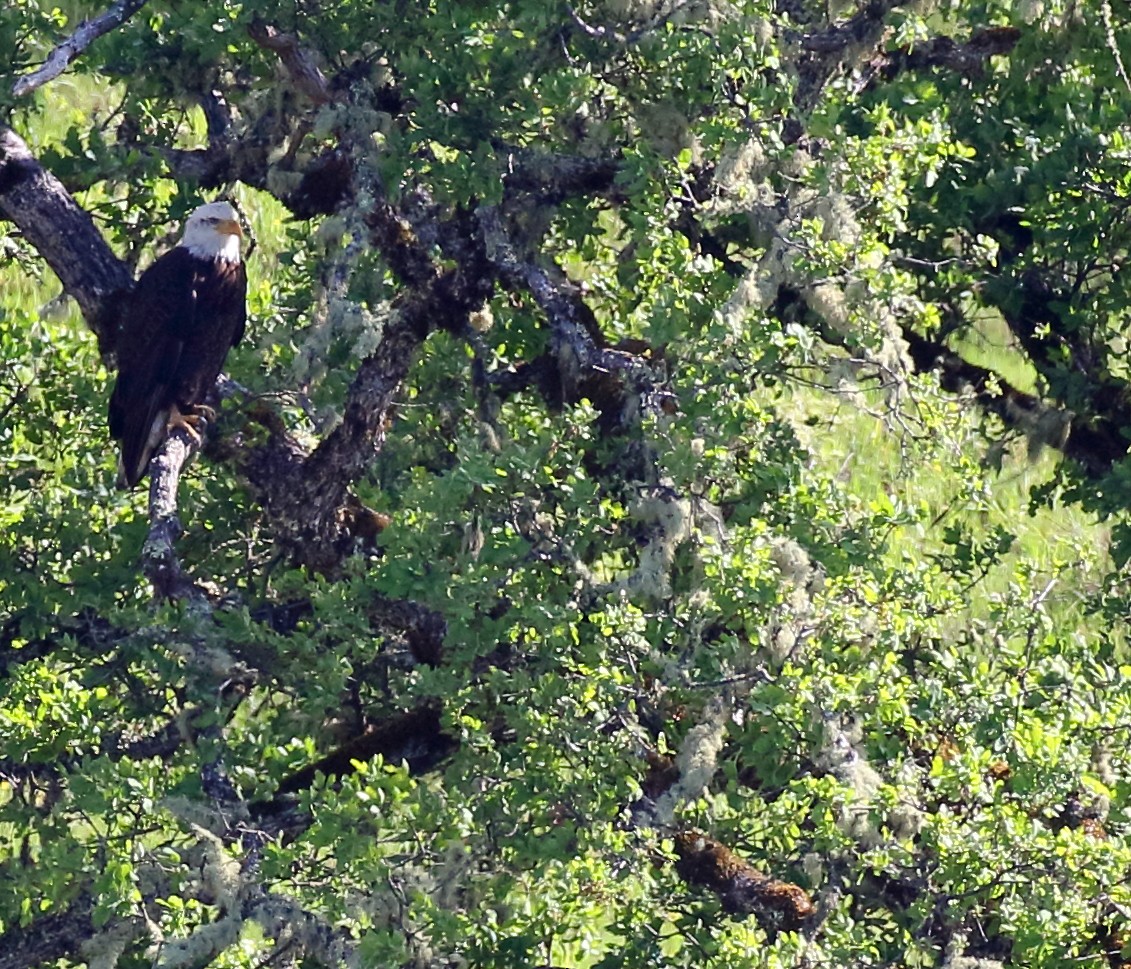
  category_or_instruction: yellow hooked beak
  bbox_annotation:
[217,218,243,238]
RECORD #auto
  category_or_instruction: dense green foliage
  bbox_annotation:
[4,0,1131,966]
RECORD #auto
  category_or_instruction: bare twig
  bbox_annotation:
[11,0,150,98]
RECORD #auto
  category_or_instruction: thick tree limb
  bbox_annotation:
[499,145,622,200]
[239,200,495,571]
[10,0,150,98]
[267,702,456,801]
[795,0,904,110]
[869,26,1022,84]
[240,311,428,572]
[478,205,662,431]
[0,126,132,358]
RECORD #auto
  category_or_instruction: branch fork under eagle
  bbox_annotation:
[108,201,247,488]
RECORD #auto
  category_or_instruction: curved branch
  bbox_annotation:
[11,0,150,98]
[0,127,132,359]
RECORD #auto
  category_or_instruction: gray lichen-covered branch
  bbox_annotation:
[0,126,133,359]
[10,0,150,98]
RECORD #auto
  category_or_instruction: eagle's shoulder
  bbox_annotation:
[120,246,197,346]
[136,245,199,296]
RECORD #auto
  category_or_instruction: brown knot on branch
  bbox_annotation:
[674,830,815,932]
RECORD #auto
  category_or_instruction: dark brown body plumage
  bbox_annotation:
[108,247,247,488]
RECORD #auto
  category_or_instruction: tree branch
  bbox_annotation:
[265,702,456,803]
[899,325,1126,476]
[478,205,661,429]
[499,145,622,200]
[142,430,213,603]
[675,831,815,932]
[247,19,334,105]
[237,200,495,572]
[0,126,132,359]
[794,0,903,110]
[869,26,1022,84]
[984,267,1131,433]
[11,0,150,98]
[770,282,1128,475]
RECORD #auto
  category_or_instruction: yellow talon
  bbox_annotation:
[167,403,207,444]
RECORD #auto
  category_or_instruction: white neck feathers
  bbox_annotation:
[182,233,242,263]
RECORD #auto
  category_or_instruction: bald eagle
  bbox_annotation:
[108,201,247,488]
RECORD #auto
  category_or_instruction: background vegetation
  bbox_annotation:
[3,0,1131,966]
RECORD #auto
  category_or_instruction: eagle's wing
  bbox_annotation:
[108,248,198,489]
[228,264,247,347]
[166,259,246,409]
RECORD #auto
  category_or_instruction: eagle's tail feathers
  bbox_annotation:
[116,405,170,490]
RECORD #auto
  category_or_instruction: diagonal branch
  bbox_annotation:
[983,268,1131,432]
[899,326,1127,476]
[238,200,495,572]
[247,19,334,105]
[794,0,903,110]
[0,126,133,359]
[675,831,815,931]
[11,0,150,98]
[478,205,661,428]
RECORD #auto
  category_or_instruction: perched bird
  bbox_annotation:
[108,201,247,488]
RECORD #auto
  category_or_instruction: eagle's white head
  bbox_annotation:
[181,201,243,263]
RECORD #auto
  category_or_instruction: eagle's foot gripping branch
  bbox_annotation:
[167,403,215,444]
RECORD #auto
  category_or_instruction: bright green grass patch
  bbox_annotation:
[783,379,1111,644]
